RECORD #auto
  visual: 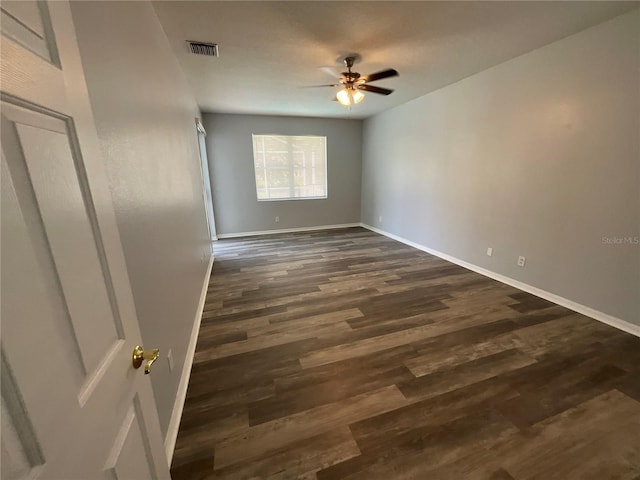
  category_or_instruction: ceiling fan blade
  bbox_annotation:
[299,84,341,88]
[320,66,341,78]
[362,68,399,83]
[358,84,394,95]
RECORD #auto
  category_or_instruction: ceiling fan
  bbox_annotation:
[310,55,399,107]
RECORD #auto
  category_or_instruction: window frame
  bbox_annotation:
[251,134,328,202]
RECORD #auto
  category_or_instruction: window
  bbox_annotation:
[252,134,327,201]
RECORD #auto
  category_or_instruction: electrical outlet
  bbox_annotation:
[517,256,526,267]
[486,247,493,257]
[378,215,382,223]
[275,216,279,223]
[167,349,174,372]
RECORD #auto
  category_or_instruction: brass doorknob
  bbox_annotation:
[132,345,160,374]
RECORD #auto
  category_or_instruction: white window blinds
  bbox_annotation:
[252,134,327,201]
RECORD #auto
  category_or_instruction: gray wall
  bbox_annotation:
[362,10,640,324]
[70,1,211,436]
[204,113,362,235]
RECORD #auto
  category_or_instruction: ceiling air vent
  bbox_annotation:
[187,41,219,57]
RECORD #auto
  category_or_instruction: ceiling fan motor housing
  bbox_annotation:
[342,72,361,84]
[342,56,362,87]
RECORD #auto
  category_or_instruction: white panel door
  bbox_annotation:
[0,1,170,478]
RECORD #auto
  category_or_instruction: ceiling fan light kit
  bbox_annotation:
[336,87,364,106]
[308,54,399,108]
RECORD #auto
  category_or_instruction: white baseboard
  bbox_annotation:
[217,223,361,239]
[361,223,640,338]
[164,255,215,465]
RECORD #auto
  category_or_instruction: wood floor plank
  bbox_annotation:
[316,408,518,480]
[513,313,621,358]
[170,228,640,479]
[197,316,270,338]
[299,306,516,369]
[403,331,524,377]
[397,348,537,401]
[172,405,248,469]
[194,319,352,362]
[213,384,407,470]
[247,308,364,337]
[495,362,628,430]
[491,390,640,480]
[248,365,414,426]
[349,375,520,452]
[210,427,361,480]
[273,344,417,394]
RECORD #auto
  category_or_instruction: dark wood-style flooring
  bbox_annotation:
[171,227,640,479]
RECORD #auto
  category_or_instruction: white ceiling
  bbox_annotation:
[153,1,637,119]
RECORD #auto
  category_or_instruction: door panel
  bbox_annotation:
[1,398,37,480]
[1,153,86,448]
[3,101,122,377]
[105,396,157,480]
[0,0,58,64]
[1,1,170,478]
[1,355,45,480]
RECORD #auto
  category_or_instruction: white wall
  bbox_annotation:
[205,113,362,235]
[362,10,639,325]
[70,1,211,436]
